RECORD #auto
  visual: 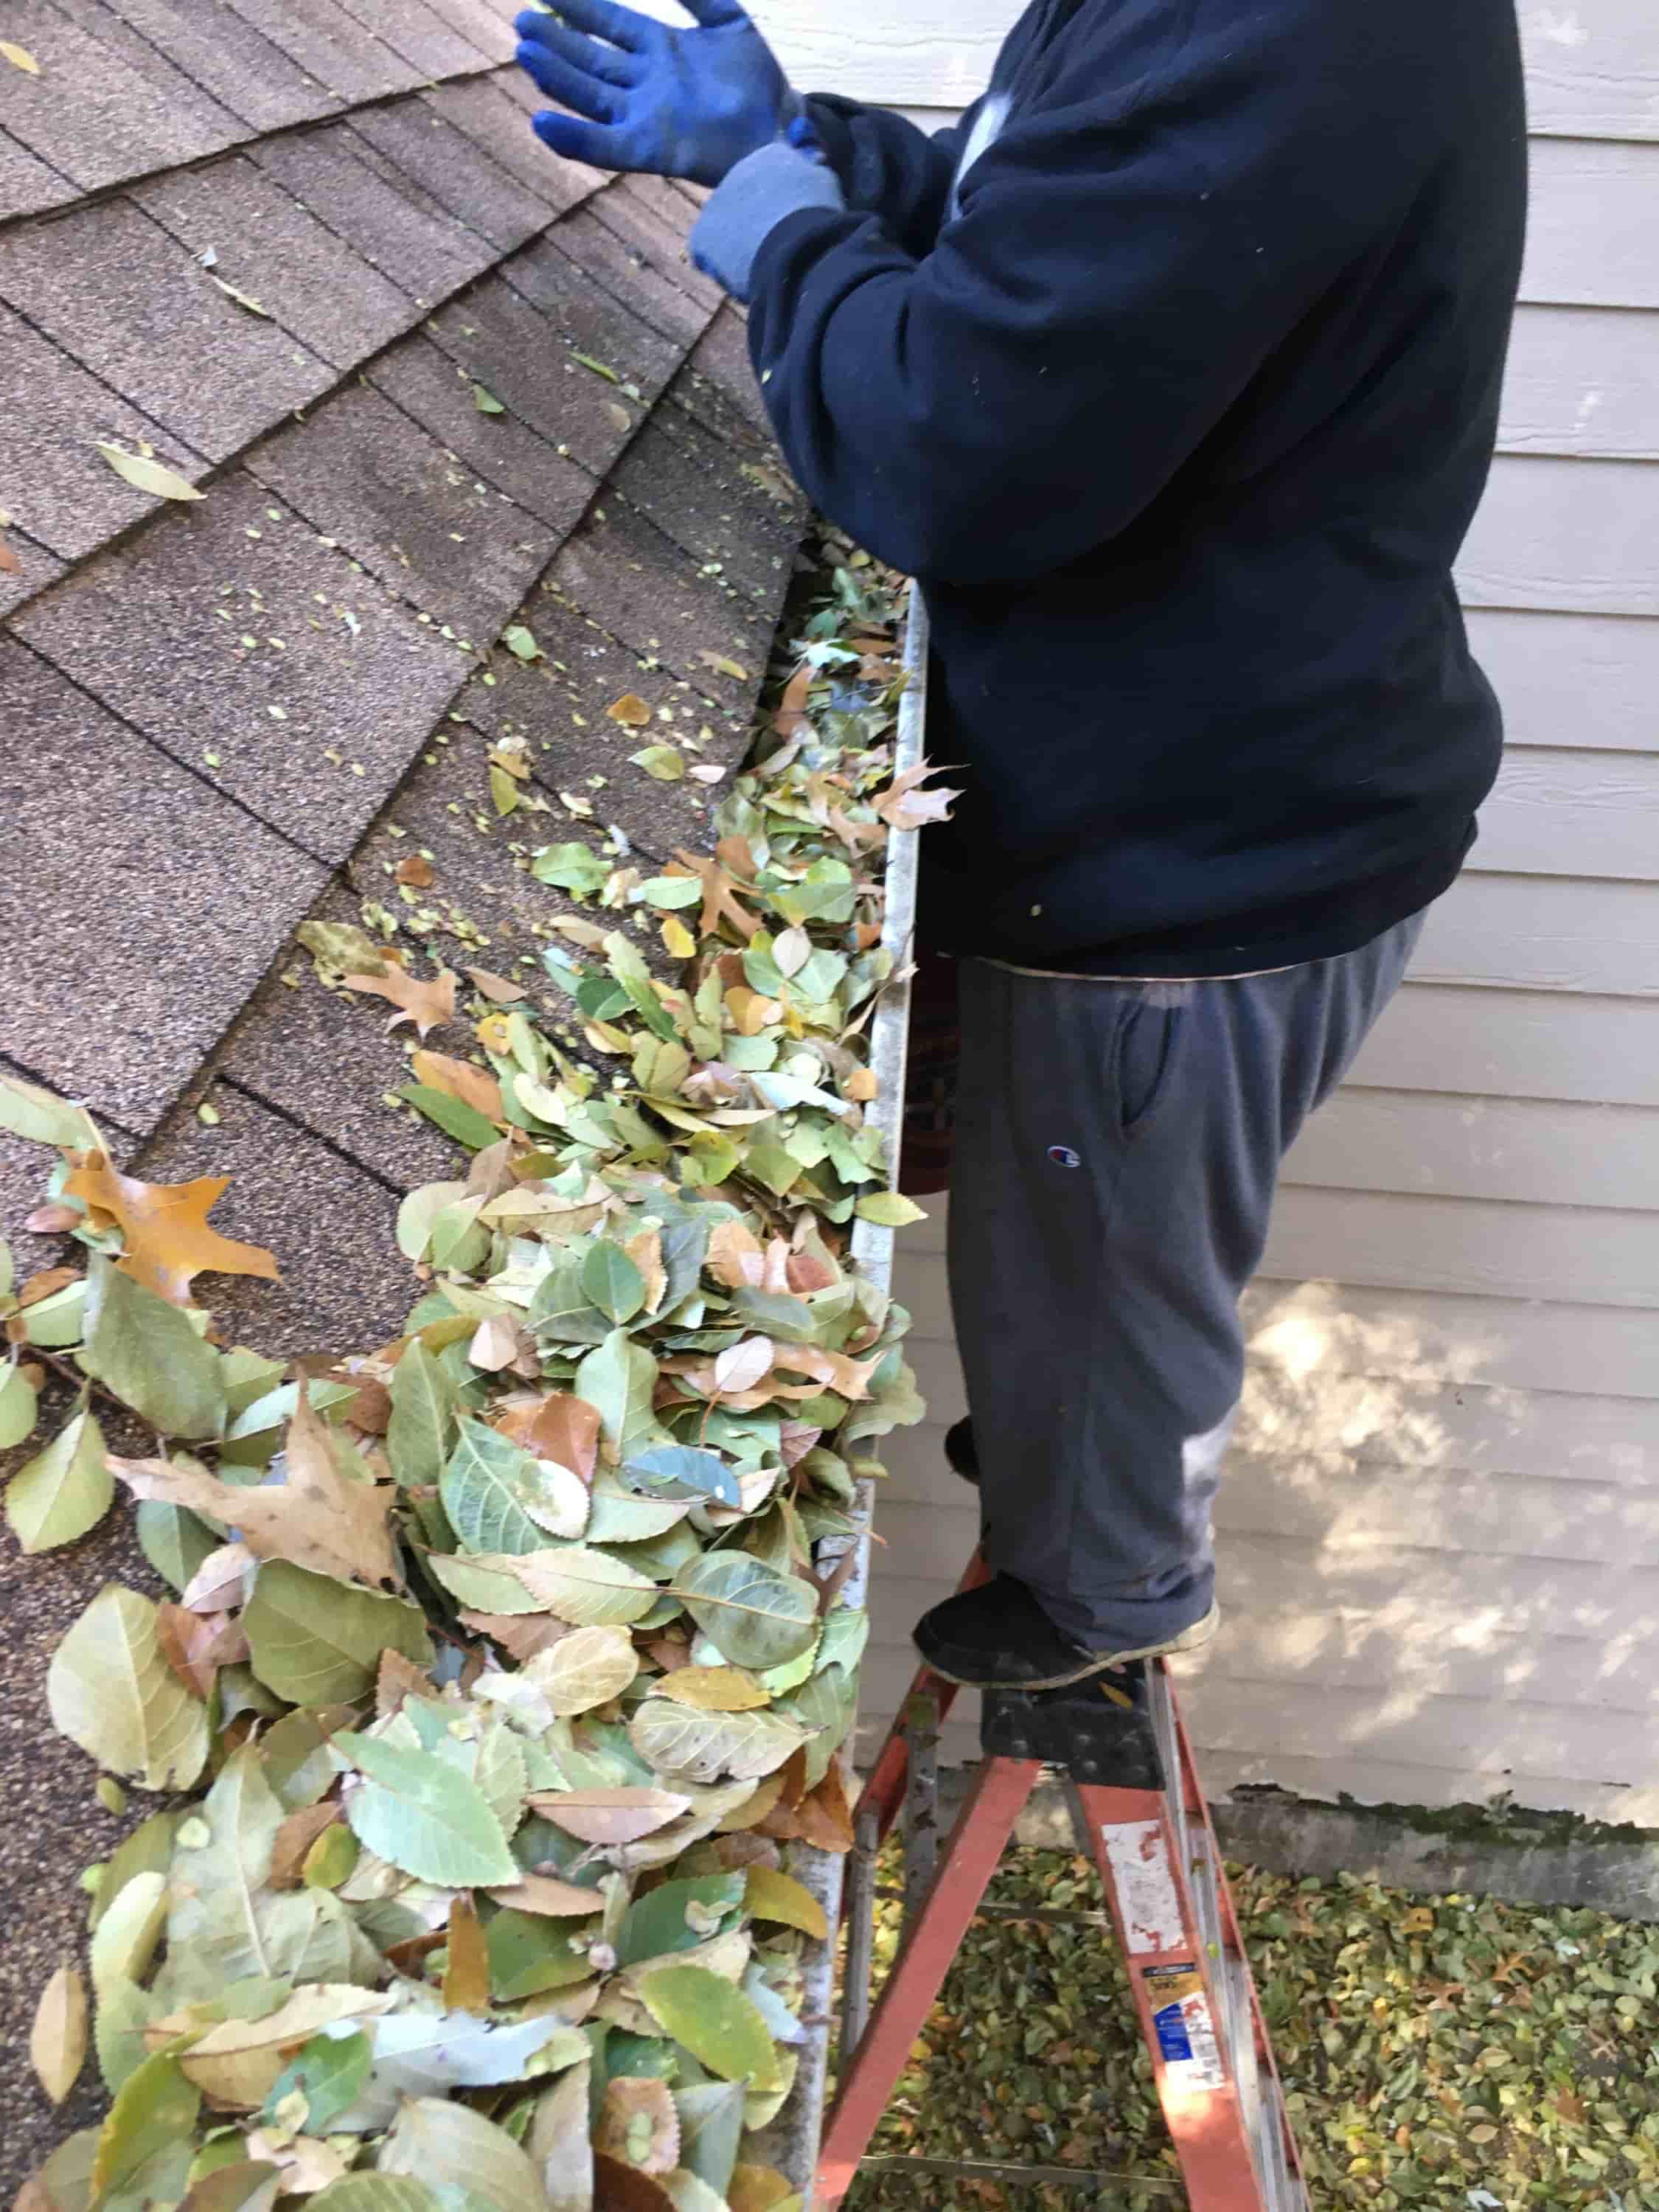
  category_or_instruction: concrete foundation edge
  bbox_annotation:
[933,1767,1659,1920]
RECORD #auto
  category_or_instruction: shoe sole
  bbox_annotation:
[920,1601,1222,1692]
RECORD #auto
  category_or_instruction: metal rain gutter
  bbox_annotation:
[757,581,928,2205]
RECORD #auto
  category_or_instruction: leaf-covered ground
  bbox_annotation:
[845,1844,1659,2212]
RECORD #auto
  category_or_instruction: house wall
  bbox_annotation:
[747,1,1659,1821]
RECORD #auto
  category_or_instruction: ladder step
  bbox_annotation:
[820,1554,1310,2212]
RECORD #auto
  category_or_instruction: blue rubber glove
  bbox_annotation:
[689,136,845,303]
[515,0,799,187]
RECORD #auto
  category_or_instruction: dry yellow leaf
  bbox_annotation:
[343,963,458,1040]
[743,1863,829,1941]
[1,41,41,72]
[487,1873,605,1916]
[465,966,525,1003]
[110,1380,400,1590]
[661,916,696,959]
[63,1150,278,1308]
[443,1893,492,2014]
[29,1964,87,2105]
[624,1226,666,1316]
[843,1067,879,1102]
[654,1666,771,1713]
[605,692,653,726]
[410,1049,503,1121]
[94,441,201,502]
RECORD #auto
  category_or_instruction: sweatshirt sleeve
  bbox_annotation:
[748,43,1408,591]
[800,94,967,263]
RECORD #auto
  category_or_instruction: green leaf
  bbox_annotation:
[472,383,505,414]
[638,876,703,909]
[90,1869,167,1998]
[0,1358,38,1447]
[509,1544,661,1627]
[81,1257,226,1440]
[397,1083,500,1150]
[622,1447,739,1509]
[528,1254,613,1346]
[674,2081,746,2199]
[89,1810,178,1932]
[335,1731,519,1885]
[342,2010,586,2128]
[485,1910,594,2000]
[577,1330,660,1464]
[387,1339,457,1489]
[742,1143,803,1198]
[305,2182,453,2212]
[853,1190,929,1227]
[503,624,543,662]
[94,1975,161,2099]
[6,1402,112,1552]
[636,1966,780,2089]
[425,1548,543,1614]
[222,1376,356,1442]
[631,745,686,782]
[18,1276,88,1348]
[380,2097,548,2204]
[90,2049,202,2204]
[603,931,677,1041]
[243,1560,432,1705]
[442,1419,586,1555]
[531,843,610,898]
[396,1179,470,1262]
[47,1584,208,1791]
[0,1068,98,1149]
[616,1874,745,1969]
[94,439,203,502]
[629,1700,806,1787]
[673,1554,819,1672]
[582,1240,646,1326]
[260,2028,370,2133]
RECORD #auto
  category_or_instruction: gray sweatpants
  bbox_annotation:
[946,914,1425,1648]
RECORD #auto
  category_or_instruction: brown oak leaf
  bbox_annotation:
[62,1152,278,1308]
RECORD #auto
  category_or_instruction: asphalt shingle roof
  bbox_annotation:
[0,9,810,2184]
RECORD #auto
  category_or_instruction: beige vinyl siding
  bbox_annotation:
[748,0,1659,1819]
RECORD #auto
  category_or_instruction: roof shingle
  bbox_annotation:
[10,470,470,863]
[131,153,420,367]
[0,637,330,1133]
[0,196,335,464]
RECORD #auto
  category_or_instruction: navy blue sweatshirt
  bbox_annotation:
[748,0,1528,974]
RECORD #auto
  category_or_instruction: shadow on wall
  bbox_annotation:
[862,1251,1659,1823]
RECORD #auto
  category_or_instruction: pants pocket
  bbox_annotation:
[1116,987,1189,1136]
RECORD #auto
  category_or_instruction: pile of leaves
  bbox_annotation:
[4,557,942,2212]
[850,1845,1659,2212]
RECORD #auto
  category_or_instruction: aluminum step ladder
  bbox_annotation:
[816,1561,1310,2211]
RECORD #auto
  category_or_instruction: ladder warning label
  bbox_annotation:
[1144,1965,1226,2093]
[1099,1819,1185,1952]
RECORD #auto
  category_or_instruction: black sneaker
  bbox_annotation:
[944,1417,979,1485]
[914,1571,1220,1691]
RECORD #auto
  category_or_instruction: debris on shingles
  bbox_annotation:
[853,1842,1659,2212]
[243,382,558,644]
[9,470,467,864]
[543,495,768,713]
[0,30,812,2185]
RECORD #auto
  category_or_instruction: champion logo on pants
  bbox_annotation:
[1047,1144,1083,1167]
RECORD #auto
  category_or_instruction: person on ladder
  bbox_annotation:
[513,0,1527,1691]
